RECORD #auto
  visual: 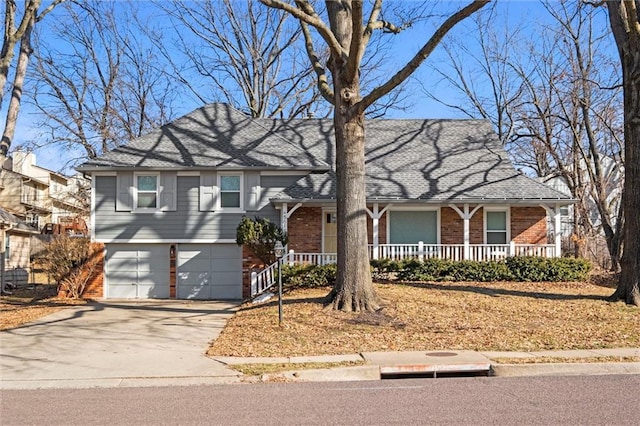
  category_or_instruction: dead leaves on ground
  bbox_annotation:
[208,281,639,357]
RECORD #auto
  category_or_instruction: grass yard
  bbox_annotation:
[208,280,639,357]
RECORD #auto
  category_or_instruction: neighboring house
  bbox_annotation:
[0,150,90,232]
[539,154,623,239]
[0,207,40,287]
[78,103,573,301]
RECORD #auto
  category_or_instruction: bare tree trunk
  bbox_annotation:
[0,9,33,157]
[607,0,640,305]
[331,84,381,312]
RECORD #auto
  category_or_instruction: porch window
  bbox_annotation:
[389,210,437,244]
[135,174,159,210]
[218,173,243,209]
[485,210,508,244]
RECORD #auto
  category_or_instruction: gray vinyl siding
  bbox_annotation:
[258,175,305,208]
[94,174,303,241]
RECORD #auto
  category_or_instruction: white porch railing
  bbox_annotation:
[287,251,337,266]
[250,259,279,296]
[251,243,557,296]
[370,243,556,262]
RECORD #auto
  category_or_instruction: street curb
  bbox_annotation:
[493,362,640,377]
[0,375,243,390]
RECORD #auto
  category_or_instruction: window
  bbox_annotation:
[135,174,158,210]
[219,174,242,209]
[389,210,438,244]
[485,210,508,244]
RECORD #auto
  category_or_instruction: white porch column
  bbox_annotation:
[366,203,392,260]
[280,202,302,236]
[540,203,563,258]
[281,203,288,234]
[372,203,379,259]
[449,204,483,261]
[554,203,562,257]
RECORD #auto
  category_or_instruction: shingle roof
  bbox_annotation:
[0,207,39,233]
[77,103,329,171]
[79,103,570,202]
[267,118,571,202]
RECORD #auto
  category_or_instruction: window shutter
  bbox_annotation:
[116,172,133,211]
[245,172,260,211]
[160,172,177,211]
[199,171,218,211]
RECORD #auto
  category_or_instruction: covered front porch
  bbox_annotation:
[250,201,567,296]
[278,201,565,261]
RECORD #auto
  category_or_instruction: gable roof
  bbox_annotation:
[79,103,570,203]
[0,207,39,234]
[77,103,330,171]
[266,118,571,202]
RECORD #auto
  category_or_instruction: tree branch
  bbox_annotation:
[299,20,334,103]
[259,0,345,59]
[360,0,490,110]
[345,0,364,83]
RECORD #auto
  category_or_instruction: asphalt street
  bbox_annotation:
[2,374,639,425]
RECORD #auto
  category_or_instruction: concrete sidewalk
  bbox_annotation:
[213,348,640,382]
[1,301,242,390]
[2,301,638,389]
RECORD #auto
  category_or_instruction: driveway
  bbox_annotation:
[0,301,241,389]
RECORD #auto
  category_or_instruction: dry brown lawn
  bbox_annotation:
[0,284,85,330]
[208,281,639,357]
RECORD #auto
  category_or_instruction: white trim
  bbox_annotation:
[217,171,244,211]
[133,172,161,213]
[483,206,511,244]
[177,171,200,176]
[92,171,117,176]
[90,174,96,242]
[99,239,238,244]
[260,171,307,176]
[540,203,562,257]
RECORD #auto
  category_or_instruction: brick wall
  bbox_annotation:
[511,206,547,244]
[78,243,104,299]
[288,207,323,253]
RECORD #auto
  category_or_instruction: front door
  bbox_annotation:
[323,211,337,253]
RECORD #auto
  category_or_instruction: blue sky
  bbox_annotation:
[1,0,616,174]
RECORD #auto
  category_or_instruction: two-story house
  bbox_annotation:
[0,150,89,231]
[78,103,573,301]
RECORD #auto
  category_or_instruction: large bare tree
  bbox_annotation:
[28,1,176,163]
[259,0,490,311]
[606,0,639,306]
[152,0,324,119]
[426,1,625,270]
[0,0,63,159]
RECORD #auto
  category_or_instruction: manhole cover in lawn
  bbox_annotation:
[425,351,458,357]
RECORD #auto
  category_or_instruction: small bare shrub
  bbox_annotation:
[36,236,94,297]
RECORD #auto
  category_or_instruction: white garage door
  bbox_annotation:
[105,244,170,299]
[177,244,242,300]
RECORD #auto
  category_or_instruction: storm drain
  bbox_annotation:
[362,350,493,379]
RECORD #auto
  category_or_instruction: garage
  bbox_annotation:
[105,244,170,299]
[176,244,242,300]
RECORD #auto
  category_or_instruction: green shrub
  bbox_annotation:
[236,216,287,265]
[505,256,591,282]
[370,258,402,280]
[392,256,588,283]
[397,257,452,281]
[282,263,337,288]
